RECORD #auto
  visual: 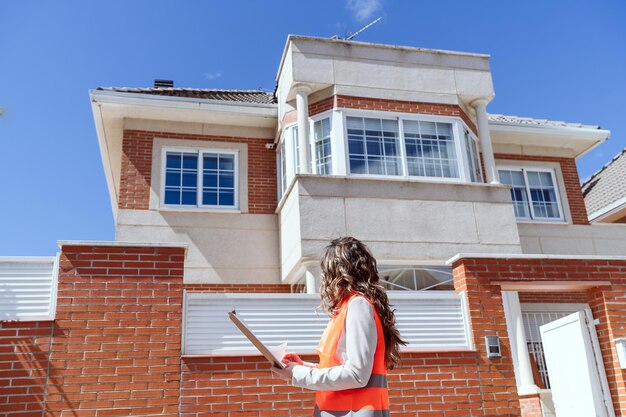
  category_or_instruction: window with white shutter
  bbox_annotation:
[182,292,472,356]
[0,256,59,321]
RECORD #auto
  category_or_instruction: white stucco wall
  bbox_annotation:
[278,176,523,283]
[276,36,494,121]
[116,209,279,284]
[518,223,626,256]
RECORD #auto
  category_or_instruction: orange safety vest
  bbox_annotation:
[313,293,390,417]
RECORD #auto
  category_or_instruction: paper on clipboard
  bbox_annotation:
[228,310,287,368]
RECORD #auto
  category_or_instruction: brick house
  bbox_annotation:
[3,35,626,417]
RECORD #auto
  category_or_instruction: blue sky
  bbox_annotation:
[1,1,625,255]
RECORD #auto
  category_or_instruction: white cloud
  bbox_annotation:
[204,72,222,80]
[346,0,383,22]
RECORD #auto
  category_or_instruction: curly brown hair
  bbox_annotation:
[319,236,406,370]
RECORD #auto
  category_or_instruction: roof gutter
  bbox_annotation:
[489,122,610,159]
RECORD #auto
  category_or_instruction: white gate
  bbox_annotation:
[540,309,614,417]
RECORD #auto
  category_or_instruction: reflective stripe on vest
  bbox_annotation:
[313,293,389,416]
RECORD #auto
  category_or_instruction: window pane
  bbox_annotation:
[510,171,525,186]
[164,151,198,206]
[203,191,217,205]
[313,118,332,175]
[203,173,217,187]
[201,152,237,208]
[219,191,234,206]
[540,172,553,186]
[165,172,181,187]
[183,154,197,169]
[404,120,458,179]
[527,171,541,187]
[527,170,560,219]
[499,169,531,219]
[164,189,180,205]
[346,117,401,176]
[181,191,197,205]
[182,173,196,187]
[166,153,181,168]
[219,155,235,171]
[204,155,218,170]
[219,173,234,188]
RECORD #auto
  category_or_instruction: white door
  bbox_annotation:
[540,309,615,417]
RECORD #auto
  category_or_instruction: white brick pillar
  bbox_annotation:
[502,291,540,395]
[472,98,499,184]
[295,85,312,174]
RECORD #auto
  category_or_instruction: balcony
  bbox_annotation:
[277,175,522,284]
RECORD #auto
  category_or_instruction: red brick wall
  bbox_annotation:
[453,263,522,416]
[48,244,185,416]
[10,253,626,416]
[0,321,54,417]
[494,153,589,225]
[518,394,543,417]
[519,291,589,304]
[120,130,277,214]
[181,350,488,417]
[183,283,291,293]
[333,95,478,134]
[451,256,626,415]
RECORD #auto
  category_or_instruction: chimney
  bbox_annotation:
[154,79,174,88]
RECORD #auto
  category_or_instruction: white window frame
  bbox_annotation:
[498,165,565,222]
[340,108,474,184]
[160,146,240,212]
[310,113,333,176]
[463,128,483,183]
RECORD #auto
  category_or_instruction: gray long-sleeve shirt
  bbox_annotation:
[291,296,378,391]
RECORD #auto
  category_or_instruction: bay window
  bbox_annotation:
[277,109,485,201]
[498,168,563,221]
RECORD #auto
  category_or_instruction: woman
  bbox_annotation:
[272,236,406,417]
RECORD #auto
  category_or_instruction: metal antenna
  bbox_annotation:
[346,17,382,40]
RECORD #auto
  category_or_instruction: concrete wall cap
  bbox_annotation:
[57,240,189,256]
[446,252,626,265]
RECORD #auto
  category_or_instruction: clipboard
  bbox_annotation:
[228,310,286,368]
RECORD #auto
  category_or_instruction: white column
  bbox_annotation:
[502,291,540,395]
[472,99,499,184]
[295,86,311,174]
[305,270,318,294]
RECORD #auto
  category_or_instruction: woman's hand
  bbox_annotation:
[282,352,303,365]
[270,362,297,381]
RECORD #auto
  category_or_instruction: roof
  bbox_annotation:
[96,88,602,131]
[582,147,626,217]
[95,87,277,104]
[487,113,600,130]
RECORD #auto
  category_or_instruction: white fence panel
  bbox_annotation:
[183,291,471,356]
[0,256,59,321]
